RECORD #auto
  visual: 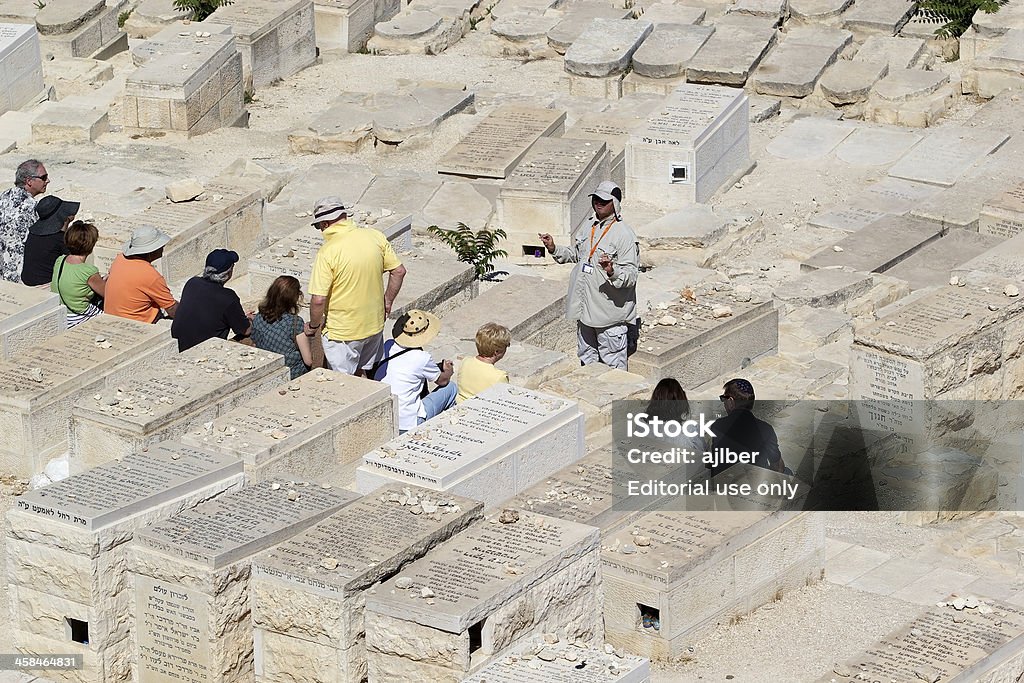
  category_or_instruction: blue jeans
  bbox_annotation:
[418,382,457,425]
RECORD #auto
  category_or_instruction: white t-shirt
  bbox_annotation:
[375,339,440,431]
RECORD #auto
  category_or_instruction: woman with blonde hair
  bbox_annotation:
[251,275,312,379]
[51,220,104,328]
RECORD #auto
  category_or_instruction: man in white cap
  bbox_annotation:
[305,196,407,375]
[105,225,178,323]
[539,180,638,370]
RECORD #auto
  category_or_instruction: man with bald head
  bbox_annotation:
[0,159,49,282]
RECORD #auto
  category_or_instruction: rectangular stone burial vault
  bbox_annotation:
[6,442,244,683]
[131,479,358,682]
[35,0,128,60]
[250,485,483,683]
[365,510,602,680]
[601,510,825,658]
[92,181,265,288]
[0,279,65,360]
[355,383,584,507]
[207,0,316,92]
[313,0,378,53]
[0,23,45,115]
[625,84,750,206]
[437,105,567,179]
[0,315,177,479]
[813,597,1024,682]
[70,337,290,472]
[124,25,246,138]
[979,180,1024,239]
[182,368,398,486]
[498,137,610,251]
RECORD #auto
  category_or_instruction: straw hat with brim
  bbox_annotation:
[395,309,441,347]
[123,225,171,256]
[30,196,79,236]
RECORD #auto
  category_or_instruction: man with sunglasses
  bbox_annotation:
[538,180,638,370]
[707,378,784,477]
[0,159,49,282]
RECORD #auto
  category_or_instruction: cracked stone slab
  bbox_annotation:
[819,59,889,104]
[563,18,653,76]
[872,68,949,102]
[631,23,713,78]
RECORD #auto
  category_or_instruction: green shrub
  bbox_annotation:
[427,223,508,280]
[172,0,234,21]
[915,0,1008,37]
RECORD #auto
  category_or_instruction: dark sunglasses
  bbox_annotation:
[33,174,48,181]
[719,395,731,402]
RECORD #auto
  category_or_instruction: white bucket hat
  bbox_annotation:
[590,181,622,218]
[123,224,171,256]
[311,196,349,226]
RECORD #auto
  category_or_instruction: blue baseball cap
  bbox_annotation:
[205,248,239,272]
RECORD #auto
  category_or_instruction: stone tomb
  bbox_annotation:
[206,0,316,91]
[356,383,584,507]
[248,211,411,299]
[365,511,602,680]
[953,230,1024,286]
[497,137,610,250]
[92,181,264,288]
[124,27,246,138]
[684,19,777,86]
[814,598,1024,682]
[313,0,378,53]
[250,485,482,683]
[35,0,127,59]
[182,369,397,486]
[461,635,651,683]
[0,24,45,115]
[567,110,647,190]
[979,180,1024,239]
[70,338,290,472]
[0,316,177,479]
[887,126,1009,188]
[0,279,65,359]
[851,284,1024,410]
[602,510,824,658]
[801,214,943,273]
[437,105,566,179]
[628,296,778,387]
[625,84,750,206]
[6,443,244,683]
[131,480,357,682]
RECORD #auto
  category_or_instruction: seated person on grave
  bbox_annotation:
[171,249,252,352]
[22,195,78,287]
[254,275,313,380]
[455,322,510,404]
[706,378,785,478]
[104,225,178,323]
[372,309,456,434]
[51,220,105,328]
[646,377,705,454]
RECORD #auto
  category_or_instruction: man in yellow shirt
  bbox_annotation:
[306,197,407,375]
[456,322,511,404]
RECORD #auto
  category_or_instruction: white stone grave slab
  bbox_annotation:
[832,126,922,166]
[566,110,647,190]
[0,316,177,478]
[132,480,357,681]
[888,126,1010,187]
[70,338,290,472]
[365,511,602,680]
[250,485,483,683]
[625,84,749,206]
[0,24,44,115]
[437,105,566,178]
[6,443,243,683]
[314,0,377,52]
[979,180,1024,239]
[952,229,1024,285]
[764,117,855,161]
[207,0,316,91]
[497,137,610,246]
[602,509,824,657]
[0,279,64,359]
[564,18,653,77]
[631,23,714,79]
[802,214,943,272]
[35,0,127,59]
[685,21,777,85]
[182,369,397,486]
[841,0,915,37]
[461,635,651,683]
[885,229,1004,290]
[751,27,852,97]
[813,598,1024,682]
[356,383,584,506]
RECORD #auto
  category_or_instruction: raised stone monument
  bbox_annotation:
[0,24,44,115]
[437,105,566,179]
[131,480,357,682]
[0,279,65,359]
[70,338,290,472]
[313,0,378,52]
[364,511,602,680]
[35,0,128,59]
[206,0,317,92]
[356,383,584,507]
[182,369,397,486]
[6,442,244,683]
[0,316,177,478]
[250,485,483,682]
[625,84,750,206]
[497,137,610,253]
[979,180,1024,239]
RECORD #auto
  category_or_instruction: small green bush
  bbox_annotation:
[172,0,234,21]
[427,223,508,280]
[915,0,1009,38]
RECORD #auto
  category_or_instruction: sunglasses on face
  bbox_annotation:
[33,175,48,182]
[720,395,731,402]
